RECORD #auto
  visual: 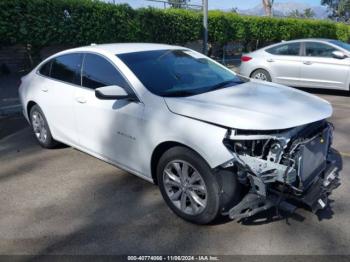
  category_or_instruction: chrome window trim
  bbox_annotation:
[36,51,143,103]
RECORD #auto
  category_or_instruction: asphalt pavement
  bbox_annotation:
[0,91,350,257]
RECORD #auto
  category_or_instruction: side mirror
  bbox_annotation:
[332,50,347,59]
[95,85,136,101]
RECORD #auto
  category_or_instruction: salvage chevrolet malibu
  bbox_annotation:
[19,43,339,224]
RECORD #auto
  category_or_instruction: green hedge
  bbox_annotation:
[1,0,350,48]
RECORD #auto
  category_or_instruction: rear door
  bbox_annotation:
[36,53,82,145]
[300,42,350,90]
[265,42,301,86]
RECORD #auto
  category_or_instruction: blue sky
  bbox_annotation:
[109,0,322,10]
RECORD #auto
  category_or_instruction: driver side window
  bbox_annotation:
[304,42,337,58]
[82,54,130,90]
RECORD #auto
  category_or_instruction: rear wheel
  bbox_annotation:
[157,146,240,224]
[251,69,272,82]
[30,105,58,148]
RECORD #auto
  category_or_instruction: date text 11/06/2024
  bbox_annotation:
[127,255,220,261]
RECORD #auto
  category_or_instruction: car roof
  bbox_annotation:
[279,38,336,44]
[306,38,335,42]
[66,43,186,55]
[257,38,339,52]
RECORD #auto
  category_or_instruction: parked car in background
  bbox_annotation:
[239,39,350,91]
[19,43,339,224]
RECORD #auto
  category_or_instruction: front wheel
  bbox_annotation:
[157,146,221,224]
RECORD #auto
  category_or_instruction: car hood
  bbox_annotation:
[164,81,333,130]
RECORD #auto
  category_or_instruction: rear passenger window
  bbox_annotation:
[305,42,336,58]
[39,61,51,77]
[266,43,300,56]
[50,53,82,85]
[82,54,129,90]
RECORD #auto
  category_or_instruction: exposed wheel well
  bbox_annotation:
[151,141,204,185]
[27,101,37,119]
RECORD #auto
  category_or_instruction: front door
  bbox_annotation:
[73,53,145,172]
[300,42,350,90]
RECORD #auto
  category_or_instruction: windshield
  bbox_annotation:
[329,40,350,52]
[117,49,243,97]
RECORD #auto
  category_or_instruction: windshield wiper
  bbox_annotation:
[163,90,197,97]
[163,79,244,97]
[208,79,243,92]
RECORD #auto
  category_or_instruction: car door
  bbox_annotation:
[36,53,82,145]
[73,53,145,172]
[300,42,350,90]
[265,42,301,86]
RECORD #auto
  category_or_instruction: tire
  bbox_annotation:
[29,105,58,148]
[157,146,222,224]
[251,69,272,82]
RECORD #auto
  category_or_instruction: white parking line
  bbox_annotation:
[1,98,19,102]
[331,103,350,109]
[0,104,22,110]
[340,152,350,158]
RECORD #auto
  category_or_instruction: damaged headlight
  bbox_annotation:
[223,129,286,163]
[222,129,298,194]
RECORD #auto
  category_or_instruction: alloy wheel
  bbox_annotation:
[163,160,208,216]
[31,110,48,143]
[253,72,268,81]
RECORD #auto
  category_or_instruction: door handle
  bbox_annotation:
[41,87,48,92]
[76,97,87,104]
[267,58,274,62]
[303,61,312,65]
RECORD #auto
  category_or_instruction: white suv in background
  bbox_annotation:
[239,38,350,91]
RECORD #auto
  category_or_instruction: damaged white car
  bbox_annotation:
[19,43,339,224]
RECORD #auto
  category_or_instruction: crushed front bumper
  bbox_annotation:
[225,156,340,220]
[222,121,341,220]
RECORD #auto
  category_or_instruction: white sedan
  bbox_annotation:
[239,38,350,91]
[19,43,339,224]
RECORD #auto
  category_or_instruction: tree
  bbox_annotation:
[168,0,190,9]
[230,7,238,13]
[262,0,274,16]
[322,0,350,21]
[288,9,302,18]
[288,8,315,18]
[304,8,315,18]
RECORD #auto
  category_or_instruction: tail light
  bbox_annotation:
[241,56,252,62]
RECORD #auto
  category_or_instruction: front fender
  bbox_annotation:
[146,114,233,172]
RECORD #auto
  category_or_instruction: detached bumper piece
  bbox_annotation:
[227,162,339,220]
